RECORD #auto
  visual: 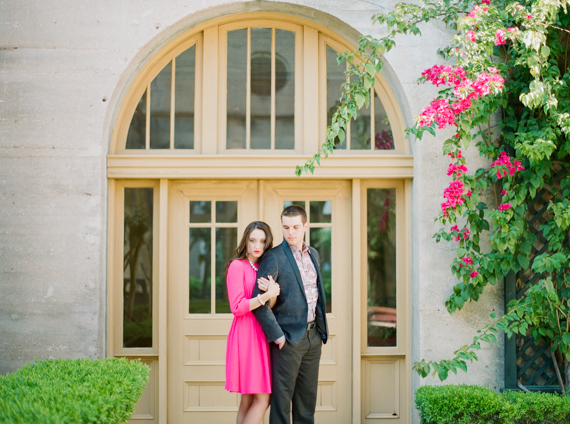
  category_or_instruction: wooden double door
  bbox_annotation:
[167,179,352,423]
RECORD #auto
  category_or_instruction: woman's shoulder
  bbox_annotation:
[228,259,247,270]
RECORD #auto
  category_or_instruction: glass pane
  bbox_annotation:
[175,46,195,149]
[216,201,238,223]
[310,228,332,313]
[275,29,295,150]
[367,188,397,347]
[189,228,211,314]
[250,28,272,150]
[374,91,394,150]
[283,200,305,209]
[327,46,346,149]
[125,90,146,149]
[190,201,211,223]
[123,188,153,348]
[351,88,371,150]
[227,29,247,150]
[150,62,172,149]
[310,201,332,224]
[216,228,238,313]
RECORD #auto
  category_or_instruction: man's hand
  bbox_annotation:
[277,339,285,350]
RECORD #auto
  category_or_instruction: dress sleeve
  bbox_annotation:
[227,261,251,317]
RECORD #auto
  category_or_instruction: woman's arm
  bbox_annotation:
[227,261,279,316]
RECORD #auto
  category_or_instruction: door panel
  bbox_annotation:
[263,181,352,423]
[168,180,258,423]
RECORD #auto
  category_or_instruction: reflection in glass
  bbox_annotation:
[150,62,172,149]
[250,28,272,149]
[175,46,195,149]
[190,201,211,223]
[189,228,211,314]
[123,188,153,347]
[227,29,247,149]
[326,46,346,149]
[374,91,394,150]
[216,228,238,313]
[310,228,332,313]
[351,88,371,150]
[367,188,397,346]
[310,201,332,223]
[216,201,238,223]
[275,29,295,150]
[283,200,305,209]
[125,90,146,149]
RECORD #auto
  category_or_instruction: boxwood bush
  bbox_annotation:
[415,385,570,424]
[0,357,149,424]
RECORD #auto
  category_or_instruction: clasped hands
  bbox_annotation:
[257,275,280,298]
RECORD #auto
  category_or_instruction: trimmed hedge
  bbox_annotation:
[0,357,149,424]
[415,385,570,424]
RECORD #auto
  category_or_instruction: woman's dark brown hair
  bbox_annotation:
[226,221,273,274]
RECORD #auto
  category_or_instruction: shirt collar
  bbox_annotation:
[290,241,309,255]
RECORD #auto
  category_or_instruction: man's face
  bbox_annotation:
[281,215,308,249]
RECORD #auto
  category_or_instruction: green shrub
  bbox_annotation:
[416,385,570,424]
[501,390,570,424]
[0,357,149,424]
[415,384,504,424]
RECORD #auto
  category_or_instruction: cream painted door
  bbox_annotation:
[262,180,352,424]
[167,180,259,424]
[168,179,352,423]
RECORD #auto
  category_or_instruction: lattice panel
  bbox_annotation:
[511,165,566,389]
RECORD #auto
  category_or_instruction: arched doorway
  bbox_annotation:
[107,9,413,424]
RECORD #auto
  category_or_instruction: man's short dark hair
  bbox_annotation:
[281,205,307,224]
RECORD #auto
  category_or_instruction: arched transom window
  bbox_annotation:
[111,13,407,157]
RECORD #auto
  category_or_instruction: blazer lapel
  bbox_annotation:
[281,241,307,300]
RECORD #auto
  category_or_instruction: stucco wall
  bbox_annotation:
[0,0,503,407]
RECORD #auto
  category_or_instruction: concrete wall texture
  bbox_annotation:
[0,0,504,396]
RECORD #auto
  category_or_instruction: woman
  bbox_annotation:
[225,221,280,424]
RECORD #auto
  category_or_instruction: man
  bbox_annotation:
[252,205,328,424]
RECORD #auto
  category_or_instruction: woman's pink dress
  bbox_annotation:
[225,259,271,394]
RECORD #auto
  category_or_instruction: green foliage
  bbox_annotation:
[296,0,570,387]
[0,358,149,424]
[415,385,570,424]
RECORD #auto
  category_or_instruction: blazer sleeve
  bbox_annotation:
[252,251,285,342]
[226,261,251,317]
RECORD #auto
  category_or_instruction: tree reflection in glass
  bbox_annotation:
[367,188,397,347]
[123,188,153,348]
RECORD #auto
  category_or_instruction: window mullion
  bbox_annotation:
[271,27,276,150]
[146,83,151,150]
[246,27,251,150]
[170,58,176,150]
[370,87,375,151]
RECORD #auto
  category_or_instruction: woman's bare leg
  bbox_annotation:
[242,393,270,424]
[237,394,254,424]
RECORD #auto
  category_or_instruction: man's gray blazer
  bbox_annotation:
[252,241,329,347]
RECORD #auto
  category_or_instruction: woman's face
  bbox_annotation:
[247,228,267,262]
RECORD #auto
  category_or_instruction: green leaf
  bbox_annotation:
[355,93,365,109]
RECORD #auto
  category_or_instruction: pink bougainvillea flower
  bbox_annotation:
[524,14,532,18]
[450,224,459,232]
[418,98,456,129]
[462,228,470,240]
[501,189,508,195]
[516,5,523,9]
[507,27,518,33]
[447,163,468,177]
[465,30,477,42]
[494,29,507,45]
[481,0,490,3]
[470,271,480,278]
[422,65,467,86]
[489,67,499,73]
[467,190,472,196]
[490,151,524,179]
[498,203,512,211]
[462,256,474,265]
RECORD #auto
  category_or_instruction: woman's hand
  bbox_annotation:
[257,277,270,292]
[266,276,280,298]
